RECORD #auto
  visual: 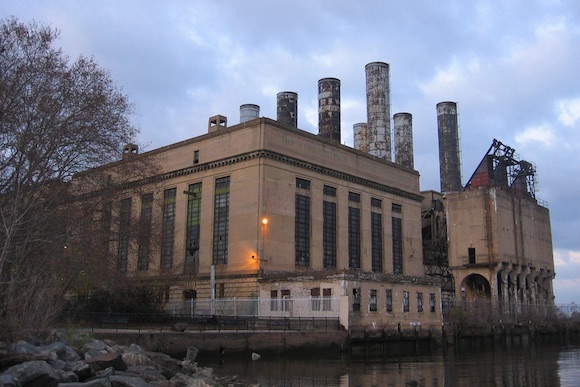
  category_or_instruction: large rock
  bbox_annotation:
[59,378,113,387]
[2,360,59,387]
[121,352,151,367]
[109,374,155,387]
[120,366,167,383]
[81,340,113,358]
[146,352,181,379]
[86,352,127,372]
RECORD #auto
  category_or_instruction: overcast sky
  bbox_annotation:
[2,0,579,304]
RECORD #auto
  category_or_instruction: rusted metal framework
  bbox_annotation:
[465,138,537,198]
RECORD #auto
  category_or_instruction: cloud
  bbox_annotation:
[514,123,556,146]
[556,98,580,128]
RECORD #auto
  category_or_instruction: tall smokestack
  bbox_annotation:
[353,123,369,153]
[394,113,414,169]
[277,92,298,128]
[318,78,341,142]
[437,101,462,192]
[365,62,391,160]
[239,104,260,123]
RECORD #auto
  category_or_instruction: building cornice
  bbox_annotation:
[160,150,423,202]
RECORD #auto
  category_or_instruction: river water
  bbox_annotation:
[198,344,580,386]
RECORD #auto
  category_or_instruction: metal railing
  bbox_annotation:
[442,300,580,323]
[68,312,341,332]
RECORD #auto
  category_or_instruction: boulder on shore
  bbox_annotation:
[0,336,242,386]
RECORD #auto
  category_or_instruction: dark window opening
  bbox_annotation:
[392,217,403,274]
[295,194,310,266]
[185,183,202,274]
[161,188,176,269]
[137,193,153,270]
[348,207,361,269]
[468,247,476,264]
[323,201,337,269]
[371,212,383,272]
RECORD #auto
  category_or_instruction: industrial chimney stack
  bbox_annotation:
[365,62,391,160]
[436,101,462,192]
[318,78,341,142]
[277,92,298,128]
[394,112,414,169]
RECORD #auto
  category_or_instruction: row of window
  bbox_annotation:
[296,177,403,274]
[354,289,437,313]
[115,175,406,273]
[115,177,230,272]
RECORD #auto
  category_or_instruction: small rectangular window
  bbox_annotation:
[392,203,402,213]
[403,291,410,312]
[386,289,393,312]
[296,177,310,190]
[193,150,199,164]
[468,247,476,264]
[348,191,360,202]
[323,185,337,196]
[369,289,378,312]
[371,197,382,208]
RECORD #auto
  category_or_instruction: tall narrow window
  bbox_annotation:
[348,206,361,269]
[270,290,278,311]
[403,291,410,312]
[371,211,383,272]
[117,198,132,272]
[101,202,112,253]
[323,288,332,311]
[185,183,202,274]
[417,292,424,312]
[323,185,337,269]
[282,289,291,312]
[137,193,153,270]
[369,289,378,312]
[392,203,403,274]
[430,293,436,313]
[468,247,476,264]
[353,288,361,312]
[386,289,393,312]
[295,178,310,266]
[160,188,176,269]
[311,288,321,311]
[213,177,230,264]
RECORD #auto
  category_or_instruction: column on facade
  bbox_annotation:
[508,265,521,305]
[497,264,510,305]
[518,266,530,305]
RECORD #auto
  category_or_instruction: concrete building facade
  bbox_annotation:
[72,116,443,331]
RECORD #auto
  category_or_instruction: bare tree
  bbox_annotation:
[0,17,139,339]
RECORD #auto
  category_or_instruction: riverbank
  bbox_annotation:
[85,320,580,357]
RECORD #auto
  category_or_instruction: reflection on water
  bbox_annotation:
[199,344,580,386]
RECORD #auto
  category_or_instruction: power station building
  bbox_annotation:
[70,62,444,331]
[71,61,555,332]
